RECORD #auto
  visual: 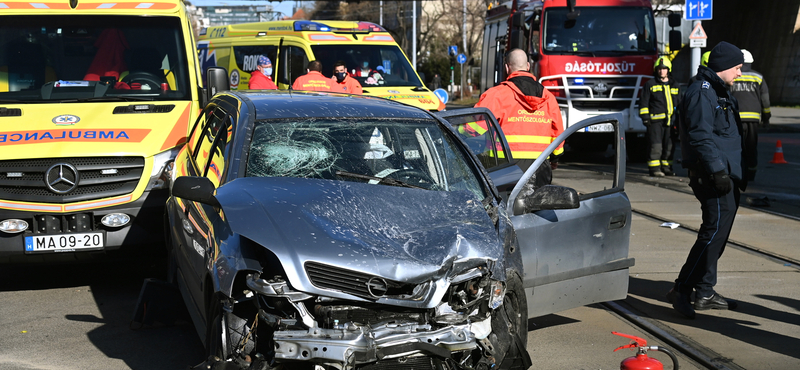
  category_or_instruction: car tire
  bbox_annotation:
[164,211,178,286]
[488,272,531,369]
[205,297,232,365]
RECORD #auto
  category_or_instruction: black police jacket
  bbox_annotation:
[678,66,745,183]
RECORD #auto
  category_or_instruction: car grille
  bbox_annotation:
[0,157,144,203]
[305,261,414,300]
[357,356,441,370]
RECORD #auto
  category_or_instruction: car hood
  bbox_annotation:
[216,177,503,286]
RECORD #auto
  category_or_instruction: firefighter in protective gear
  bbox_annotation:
[475,48,564,173]
[730,49,770,181]
[639,57,680,176]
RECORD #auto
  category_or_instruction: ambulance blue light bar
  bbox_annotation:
[294,21,331,32]
[293,21,387,33]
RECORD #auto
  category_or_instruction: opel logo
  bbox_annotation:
[45,163,79,194]
[366,277,388,298]
[592,82,609,94]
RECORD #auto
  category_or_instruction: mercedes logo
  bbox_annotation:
[45,163,79,194]
[366,277,388,298]
[592,82,609,94]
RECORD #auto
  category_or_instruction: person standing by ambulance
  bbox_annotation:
[292,60,334,92]
[248,56,277,90]
[639,57,681,176]
[474,48,564,172]
[331,60,363,94]
[730,49,770,181]
[668,41,748,319]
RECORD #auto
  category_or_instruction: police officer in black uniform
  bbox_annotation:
[667,41,748,319]
[639,57,681,176]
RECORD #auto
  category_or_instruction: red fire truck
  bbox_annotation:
[481,0,658,151]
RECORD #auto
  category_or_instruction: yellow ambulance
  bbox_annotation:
[197,20,446,111]
[0,0,218,262]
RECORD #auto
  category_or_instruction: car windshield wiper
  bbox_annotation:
[335,170,426,190]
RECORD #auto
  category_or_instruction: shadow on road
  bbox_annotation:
[625,276,800,361]
[0,248,204,369]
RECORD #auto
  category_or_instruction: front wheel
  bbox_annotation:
[487,273,531,369]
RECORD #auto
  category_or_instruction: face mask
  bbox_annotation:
[362,61,370,69]
[262,67,272,77]
[335,72,347,82]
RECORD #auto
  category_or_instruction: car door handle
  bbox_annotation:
[608,214,626,230]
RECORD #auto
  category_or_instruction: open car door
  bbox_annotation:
[507,114,634,318]
[434,108,523,199]
[440,109,633,319]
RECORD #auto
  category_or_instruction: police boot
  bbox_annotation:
[649,168,665,177]
[662,165,675,176]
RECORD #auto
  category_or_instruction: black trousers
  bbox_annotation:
[646,119,675,169]
[741,120,759,181]
[675,174,740,298]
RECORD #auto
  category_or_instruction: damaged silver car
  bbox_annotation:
[165,90,632,370]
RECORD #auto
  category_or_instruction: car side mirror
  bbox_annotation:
[513,185,580,215]
[206,66,230,102]
[172,176,220,208]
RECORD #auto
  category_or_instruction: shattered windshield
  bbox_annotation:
[246,118,487,198]
[543,7,656,55]
[0,15,190,102]
[310,45,423,87]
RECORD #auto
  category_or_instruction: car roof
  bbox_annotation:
[226,90,436,121]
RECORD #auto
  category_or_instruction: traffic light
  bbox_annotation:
[449,55,455,70]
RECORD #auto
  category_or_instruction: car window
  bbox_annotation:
[234,45,278,82]
[0,15,191,101]
[447,112,510,170]
[279,45,309,86]
[245,118,488,199]
[195,109,227,174]
[309,44,423,87]
[187,107,212,160]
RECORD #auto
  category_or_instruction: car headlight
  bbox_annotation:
[488,280,506,309]
[146,146,182,190]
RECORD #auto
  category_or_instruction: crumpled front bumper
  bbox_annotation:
[273,320,488,365]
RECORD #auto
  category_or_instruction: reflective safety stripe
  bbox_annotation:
[648,160,661,167]
[505,135,555,144]
[763,107,771,114]
[660,160,673,166]
[639,107,650,115]
[739,111,761,120]
[670,88,680,94]
[466,122,487,135]
[735,75,763,83]
[651,85,664,92]
[663,83,674,125]
[650,113,667,120]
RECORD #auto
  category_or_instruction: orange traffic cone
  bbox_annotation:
[770,140,789,164]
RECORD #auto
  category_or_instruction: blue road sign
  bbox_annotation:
[685,0,712,20]
[449,45,458,56]
[433,88,449,104]
[457,53,467,64]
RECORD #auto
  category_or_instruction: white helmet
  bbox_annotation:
[741,49,754,64]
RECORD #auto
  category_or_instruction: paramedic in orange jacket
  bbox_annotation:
[292,60,334,92]
[475,48,564,172]
[331,60,363,94]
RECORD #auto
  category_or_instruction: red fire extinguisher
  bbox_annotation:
[612,331,679,370]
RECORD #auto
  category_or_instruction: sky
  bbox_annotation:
[189,0,305,19]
